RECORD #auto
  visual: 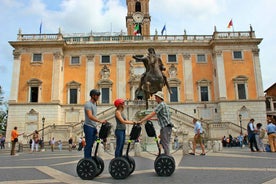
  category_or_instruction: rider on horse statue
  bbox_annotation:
[133,48,172,95]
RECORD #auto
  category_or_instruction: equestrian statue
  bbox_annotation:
[133,48,172,109]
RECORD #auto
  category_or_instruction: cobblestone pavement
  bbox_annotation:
[0,147,275,184]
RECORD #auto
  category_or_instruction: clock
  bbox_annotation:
[133,12,144,23]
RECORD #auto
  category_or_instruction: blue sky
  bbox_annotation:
[1,0,276,102]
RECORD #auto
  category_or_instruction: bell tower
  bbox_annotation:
[126,0,151,36]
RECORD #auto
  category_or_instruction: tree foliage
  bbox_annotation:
[0,85,8,132]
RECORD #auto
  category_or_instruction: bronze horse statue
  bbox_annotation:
[133,48,171,109]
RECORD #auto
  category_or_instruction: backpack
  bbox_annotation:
[145,120,157,137]
[129,124,142,140]
[99,122,112,139]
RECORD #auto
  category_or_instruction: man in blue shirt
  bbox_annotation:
[266,119,276,152]
[189,118,206,155]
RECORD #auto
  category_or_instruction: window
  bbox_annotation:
[30,87,39,102]
[71,56,80,64]
[233,75,248,100]
[168,55,177,62]
[233,51,243,59]
[197,79,211,102]
[200,86,209,101]
[170,87,178,102]
[69,89,78,104]
[237,84,246,99]
[101,55,110,63]
[67,81,80,104]
[135,2,141,12]
[27,78,42,103]
[197,54,206,63]
[33,53,42,62]
[101,88,110,104]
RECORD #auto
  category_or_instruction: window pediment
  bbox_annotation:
[67,81,81,88]
[27,78,42,86]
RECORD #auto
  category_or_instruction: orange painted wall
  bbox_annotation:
[18,53,53,103]
[223,51,257,100]
[192,54,214,102]
[63,55,86,104]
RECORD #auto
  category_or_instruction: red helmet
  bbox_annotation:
[114,98,125,107]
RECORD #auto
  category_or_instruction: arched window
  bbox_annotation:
[135,1,141,12]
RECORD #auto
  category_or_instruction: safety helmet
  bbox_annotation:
[114,98,125,107]
[89,89,101,97]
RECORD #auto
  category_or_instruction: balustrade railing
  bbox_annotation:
[16,31,255,43]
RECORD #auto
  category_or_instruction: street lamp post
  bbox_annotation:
[42,117,45,149]
[239,114,242,135]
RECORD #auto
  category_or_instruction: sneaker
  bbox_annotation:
[189,153,195,155]
[200,153,206,156]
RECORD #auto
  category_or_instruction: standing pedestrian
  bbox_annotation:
[10,126,24,156]
[0,135,5,149]
[113,98,135,157]
[247,118,259,152]
[237,133,244,148]
[255,123,265,152]
[189,118,206,155]
[266,119,276,152]
[174,135,179,149]
[29,139,32,150]
[58,140,62,151]
[138,91,173,156]
[50,137,55,152]
[68,137,73,151]
[31,130,39,152]
[78,137,82,151]
[83,89,107,159]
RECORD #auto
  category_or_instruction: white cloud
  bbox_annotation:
[0,0,275,99]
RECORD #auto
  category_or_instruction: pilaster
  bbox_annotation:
[183,53,194,101]
[213,50,227,100]
[51,52,63,103]
[252,49,264,99]
[116,54,126,99]
[86,55,95,101]
[9,50,21,103]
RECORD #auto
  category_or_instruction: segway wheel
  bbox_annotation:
[92,156,104,177]
[76,158,98,180]
[123,156,136,175]
[109,157,130,179]
[154,154,175,176]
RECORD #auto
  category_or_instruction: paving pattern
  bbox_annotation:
[0,147,275,184]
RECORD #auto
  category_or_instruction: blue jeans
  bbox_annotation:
[83,124,97,159]
[115,129,125,157]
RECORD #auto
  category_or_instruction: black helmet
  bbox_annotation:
[90,89,101,97]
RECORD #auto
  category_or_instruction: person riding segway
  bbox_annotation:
[109,123,141,179]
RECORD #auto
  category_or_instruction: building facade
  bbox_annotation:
[7,0,266,143]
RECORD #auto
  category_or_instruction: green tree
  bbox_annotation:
[0,85,8,134]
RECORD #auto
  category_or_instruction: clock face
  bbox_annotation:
[133,12,144,23]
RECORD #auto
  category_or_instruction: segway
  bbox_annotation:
[76,122,112,180]
[109,124,141,179]
[145,120,175,176]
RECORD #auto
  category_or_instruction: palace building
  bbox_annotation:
[7,0,266,143]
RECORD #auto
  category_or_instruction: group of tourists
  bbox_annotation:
[83,89,174,159]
